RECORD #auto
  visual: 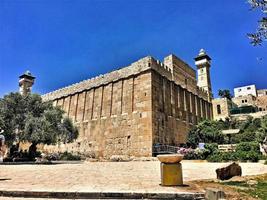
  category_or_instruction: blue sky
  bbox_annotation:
[0,0,266,98]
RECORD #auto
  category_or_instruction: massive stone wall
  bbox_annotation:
[44,71,153,158]
[151,70,212,146]
[42,55,212,158]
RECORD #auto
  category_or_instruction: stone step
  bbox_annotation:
[0,190,204,199]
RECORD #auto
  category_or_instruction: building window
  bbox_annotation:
[265,91,267,95]
[247,87,251,90]
[238,89,242,92]
[242,100,244,103]
[245,99,247,103]
[259,108,262,111]
[217,105,221,115]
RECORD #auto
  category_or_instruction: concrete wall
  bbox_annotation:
[234,85,257,97]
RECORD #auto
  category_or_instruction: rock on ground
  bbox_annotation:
[216,162,242,180]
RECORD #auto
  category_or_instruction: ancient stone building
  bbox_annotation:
[213,85,267,121]
[212,98,234,121]
[42,50,212,158]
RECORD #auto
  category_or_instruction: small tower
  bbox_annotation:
[194,49,212,102]
[19,71,35,96]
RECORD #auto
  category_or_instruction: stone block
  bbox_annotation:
[205,188,226,200]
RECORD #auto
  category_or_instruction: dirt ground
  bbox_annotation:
[189,173,267,200]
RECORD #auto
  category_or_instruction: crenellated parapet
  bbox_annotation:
[42,56,153,101]
[42,56,176,101]
[196,86,209,101]
[42,54,211,104]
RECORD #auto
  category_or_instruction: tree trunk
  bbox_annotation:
[28,142,37,161]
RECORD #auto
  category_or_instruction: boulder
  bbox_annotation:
[216,162,242,180]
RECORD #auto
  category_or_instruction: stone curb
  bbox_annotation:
[0,161,83,165]
[0,190,205,199]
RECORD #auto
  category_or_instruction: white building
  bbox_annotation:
[257,89,267,97]
[234,84,257,97]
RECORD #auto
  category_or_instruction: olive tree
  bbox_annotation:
[247,0,267,45]
[0,92,78,159]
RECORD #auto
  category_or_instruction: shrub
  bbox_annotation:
[178,148,197,159]
[43,153,60,161]
[207,152,238,162]
[236,142,260,152]
[6,149,42,162]
[204,143,219,153]
[177,147,205,160]
[59,152,81,161]
[234,151,260,162]
[246,151,260,162]
[199,143,219,159]
[207,142,261,162]
[234,142,261,162]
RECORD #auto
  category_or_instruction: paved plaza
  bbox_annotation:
[0,160,266,195]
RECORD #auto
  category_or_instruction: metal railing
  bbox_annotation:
[152,144,179,154]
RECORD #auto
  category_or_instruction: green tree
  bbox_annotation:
[232,117,260,143]
[0,92,78,158]
[187,120,225,148]
[0,92,26,145]
[247,0,267,46]
[218,89,232,100]
[255,115,267,142]
[187,115,267,148]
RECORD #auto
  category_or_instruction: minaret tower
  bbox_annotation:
[19,71,35,96]
[194,49,212,102]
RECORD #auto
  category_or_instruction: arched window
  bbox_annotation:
[217,104,222,115]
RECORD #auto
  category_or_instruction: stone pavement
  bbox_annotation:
[0,160,266,195]
[0,198,74,200]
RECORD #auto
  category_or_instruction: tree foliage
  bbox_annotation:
[247,0,267,45]
[232,117,263,143]
[0,92,78,147]
[187,115,267,148]
[255,115,267,142]
[218,89,232,100]
[187,120,225,148]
